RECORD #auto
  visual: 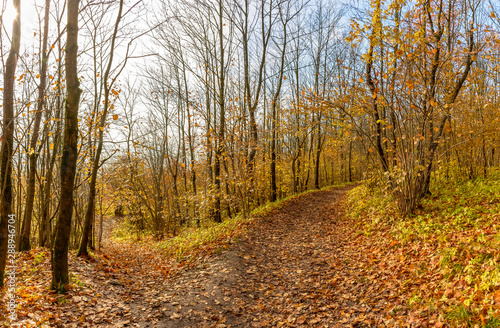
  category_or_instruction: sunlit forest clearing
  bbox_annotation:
[1,0,500,326]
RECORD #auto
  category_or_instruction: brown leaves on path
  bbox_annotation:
[133,185,415,327]
[2,185,417,327]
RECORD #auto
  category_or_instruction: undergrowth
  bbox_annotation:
[347,168,500,327]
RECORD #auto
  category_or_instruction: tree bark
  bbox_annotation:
[366,0,389,173]
[78,0,123,256]
[19,0,51,251]
[0,0,21,287]
[270,6,289,202]
[314,121,323,189]
[213,0,226,223]
[51,0,81,291]
[40,43,63,248]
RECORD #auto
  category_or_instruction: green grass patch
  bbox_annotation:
[484,316,500,328]
[446,304,472,327]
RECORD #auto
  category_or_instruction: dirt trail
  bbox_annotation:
[96,185,410,328]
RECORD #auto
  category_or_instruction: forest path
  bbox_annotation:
[98,185,411,328]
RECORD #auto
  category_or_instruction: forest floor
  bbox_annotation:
[5,185,433,327]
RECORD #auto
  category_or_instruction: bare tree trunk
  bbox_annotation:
[0,0,21,287]
[51,0,81,291]
[78,0,124,257]
[419,26,475,199]
[19,0,51,251]
[348,140,353,183]
[270,5,290,202]
[270,101,277,201]
[98,188,103,250]
[214,0,226,223]
[314,115,323,189]
[181,60,197,196]
[40,42,63,248]
[244,0,271,180]
[365,0,389,173]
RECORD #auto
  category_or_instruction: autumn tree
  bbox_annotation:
[347,0,480,214]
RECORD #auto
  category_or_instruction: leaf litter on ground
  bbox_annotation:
[3,182,485,327]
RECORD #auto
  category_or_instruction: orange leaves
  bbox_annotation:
[494,290,500,308]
